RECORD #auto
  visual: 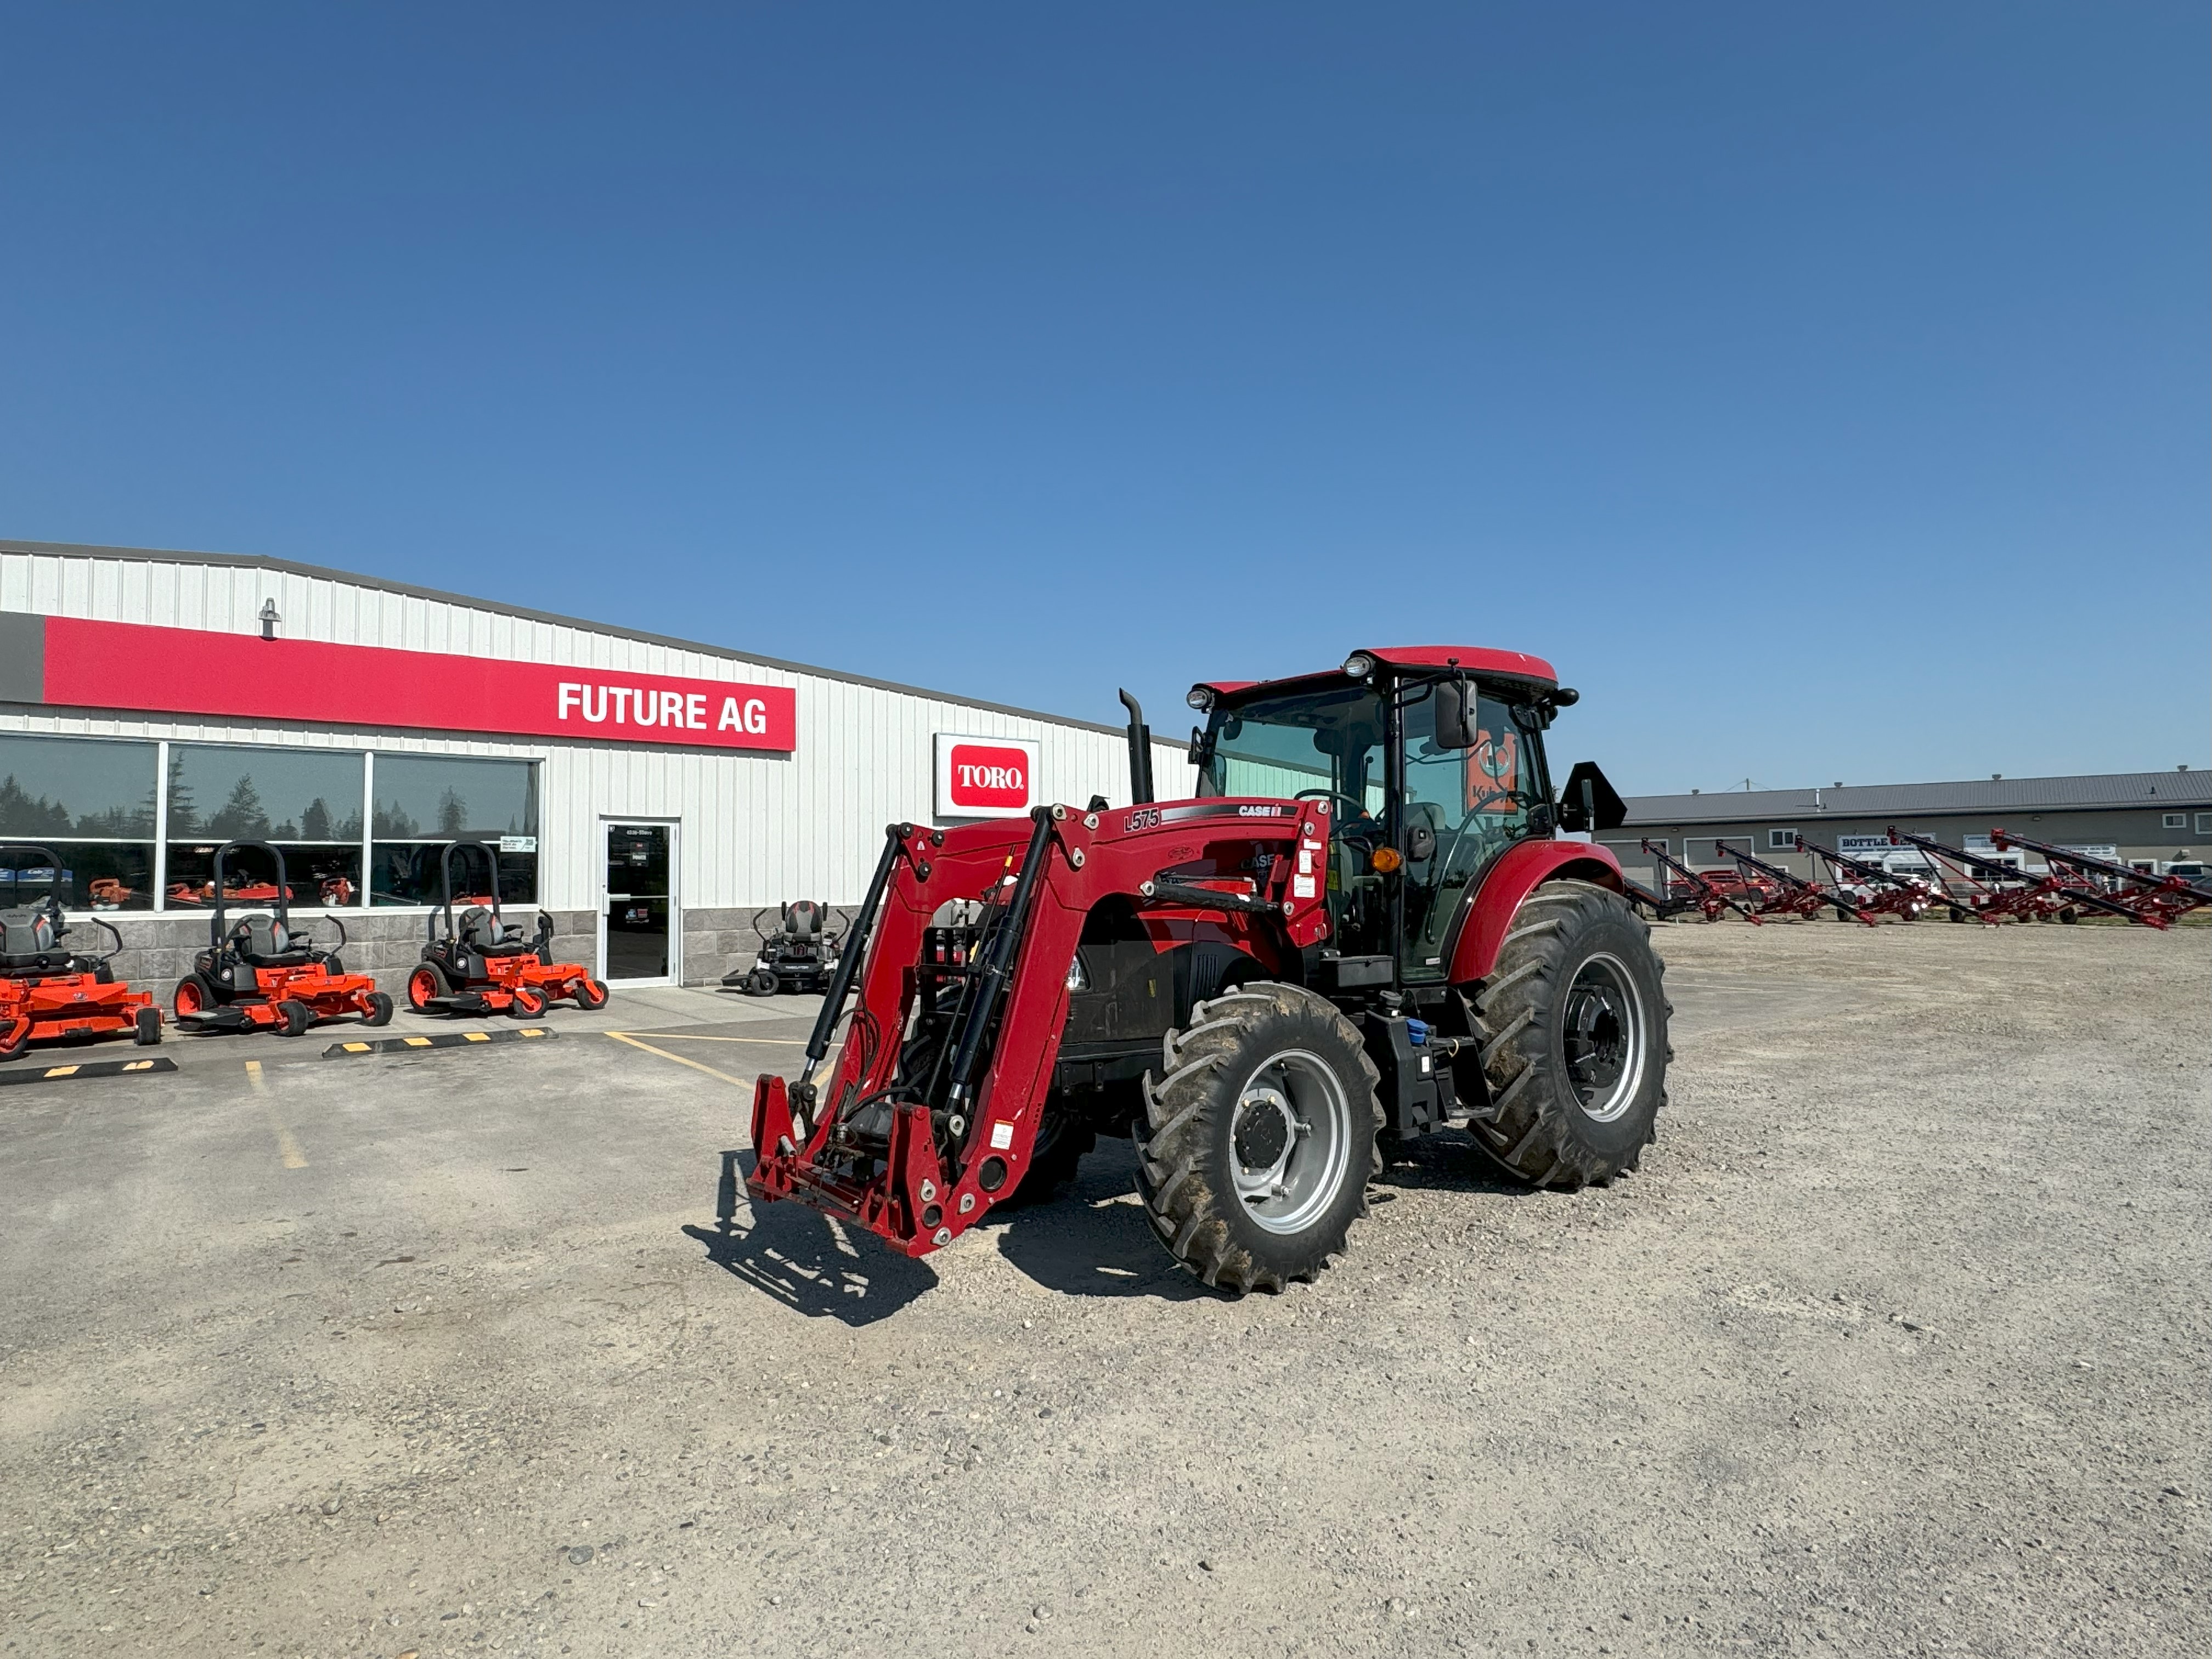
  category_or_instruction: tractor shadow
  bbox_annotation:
[682,1149,938,1327]
[1370,1128,1534,1196]
[987,1139,1214,1303]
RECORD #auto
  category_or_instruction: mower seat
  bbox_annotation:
[0,906,64,970]
[782,901,825,940]
[459,906,533,958]
[231,913,313,969]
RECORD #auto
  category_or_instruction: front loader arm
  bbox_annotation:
[748,799,1335,1257]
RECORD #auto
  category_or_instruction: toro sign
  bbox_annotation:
[935,735,1040,819]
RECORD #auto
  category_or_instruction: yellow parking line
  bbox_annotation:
[403,1036,432,1048]
[43,1064,80,1079]
[246,1060,308,1170]
[603,1030,759,1088]
[464,1031,490,1042]
[603,1030,833,1047]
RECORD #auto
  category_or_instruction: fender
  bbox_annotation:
[1443,838,1626,985]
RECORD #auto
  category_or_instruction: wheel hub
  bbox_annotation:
[1561,953,1645,1123]
[1229,1051,1353,1234]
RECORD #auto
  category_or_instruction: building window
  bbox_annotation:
[2195,813,2211,834]
[0,733,160,910]
[1768,828,1798,850]
[2163,813,2187,830]
[166,744,366,908]
[369,755,539,906]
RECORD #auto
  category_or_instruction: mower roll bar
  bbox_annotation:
[0,843,124,961]
[426,840,549,955]
[207,840,351,953]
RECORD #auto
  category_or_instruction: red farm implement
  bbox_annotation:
[1638,838,1760,922]
[1714,842,1872,924]
[0,844,163,1061]
[171,841,393,1037]
[1987,829,2211,930]
[404,841,607,1018]
[1793,834,1956,922]
[748,653,1672,1294]
[1881,827,2152,926]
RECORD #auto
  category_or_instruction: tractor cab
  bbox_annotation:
[1187,646,1612,989]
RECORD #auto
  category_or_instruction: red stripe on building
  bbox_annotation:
[38,617,795,751]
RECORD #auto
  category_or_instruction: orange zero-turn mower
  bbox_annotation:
[170,841,393,1037]
[405,840,608,1018]
[0,844,163,1060]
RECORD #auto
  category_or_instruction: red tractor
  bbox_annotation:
[405,840,608,1018]
[0,844,163,1060]
[171,841,393,1036]
[748,646,1669,1294]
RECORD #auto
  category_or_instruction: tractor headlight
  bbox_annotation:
[1187,686,1214,712]
[1342,651,1376,679]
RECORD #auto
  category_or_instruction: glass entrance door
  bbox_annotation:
[602,822,676,985]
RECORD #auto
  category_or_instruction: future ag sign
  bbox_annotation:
[934,734,1040,819]
[9,615,795,751]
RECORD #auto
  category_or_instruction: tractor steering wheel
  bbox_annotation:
[1434,794,1533,881]
[1294,788,1369,825]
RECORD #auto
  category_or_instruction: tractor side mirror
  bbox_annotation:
[1432,676,1476,749]
[1406,822,1436,862]
[1555,761,1627,833]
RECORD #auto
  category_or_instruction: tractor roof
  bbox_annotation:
[1194,645,1558,704]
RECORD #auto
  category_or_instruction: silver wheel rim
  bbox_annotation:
[1562,952,1646,1124]
[1229,1048,1353,1234]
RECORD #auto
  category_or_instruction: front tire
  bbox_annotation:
[133,1006,163,1046]
[1136,982,1380,1294]
[407,962,449,1014]
[1468,879,1669,1189]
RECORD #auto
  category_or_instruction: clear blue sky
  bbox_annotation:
[2,4,2204,794]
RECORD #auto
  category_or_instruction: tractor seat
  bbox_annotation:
[459,906,533,958]
[0,907,64,969]
[230,913,313,968]
[782,901,825,940]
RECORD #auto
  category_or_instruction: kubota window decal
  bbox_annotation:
[1468,728,1519,808]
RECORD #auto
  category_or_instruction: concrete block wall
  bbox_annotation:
[684,905,857,988]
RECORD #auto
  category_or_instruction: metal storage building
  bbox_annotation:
[1611,771,2212,889]
[0,538,1191,1000]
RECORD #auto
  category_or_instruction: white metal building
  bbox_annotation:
[0,538,1190,998]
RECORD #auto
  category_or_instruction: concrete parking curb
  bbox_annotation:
[0,1056,179,1087]
[321,1028,557,1059]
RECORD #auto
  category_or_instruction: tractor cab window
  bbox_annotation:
[1399,686,1549,981]
[1197,685,1391,956]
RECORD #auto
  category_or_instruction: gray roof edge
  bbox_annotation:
[1,536,1141,741]
[1622,770,2212,822]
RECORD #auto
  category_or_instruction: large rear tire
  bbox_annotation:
[1136,982,1380,1294]
[1467,879,1669,1188]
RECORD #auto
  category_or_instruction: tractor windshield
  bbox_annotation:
[1197,684,1385,812]
[1198,677,1551,978]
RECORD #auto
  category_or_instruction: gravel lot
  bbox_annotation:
[2,918,2205,1658]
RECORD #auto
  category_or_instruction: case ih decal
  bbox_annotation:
[21,616,795,752]
[935,735,1040,819]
